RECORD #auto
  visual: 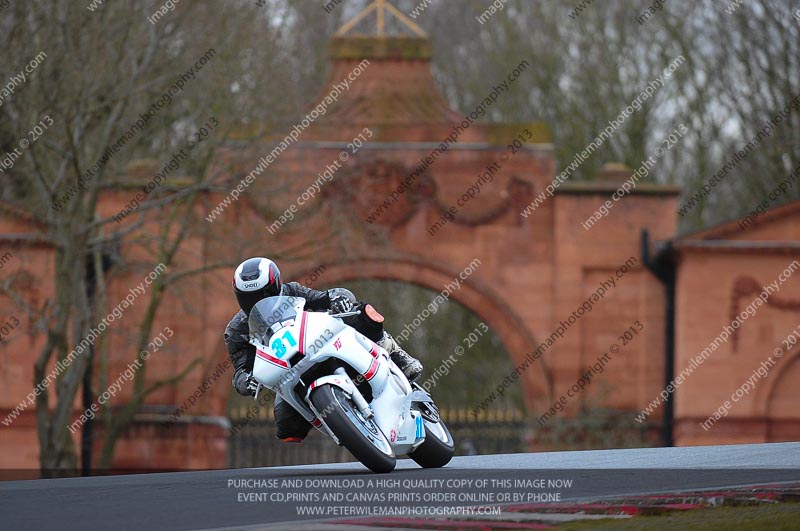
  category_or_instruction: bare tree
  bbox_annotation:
[0,0,309,475]
[409,0,799,230]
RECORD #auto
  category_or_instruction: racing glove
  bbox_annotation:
[329,293,355,315]
[233,368,255,396]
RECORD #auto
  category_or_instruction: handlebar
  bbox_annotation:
[329,309,362,319]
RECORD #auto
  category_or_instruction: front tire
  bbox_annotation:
[408,419,455,468]
[309,384,396,473]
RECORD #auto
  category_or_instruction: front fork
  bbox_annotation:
[324,367,373,418]
[304,369,374,443]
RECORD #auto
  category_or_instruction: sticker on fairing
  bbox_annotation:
[415,415,424,439]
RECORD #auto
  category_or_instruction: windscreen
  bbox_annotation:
[248,296,303,343]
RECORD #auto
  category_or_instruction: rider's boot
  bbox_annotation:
[378,331,423,381]
[274,396,312,443]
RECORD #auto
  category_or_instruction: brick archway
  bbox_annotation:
[294,258,551,410]
[759,351,800,441]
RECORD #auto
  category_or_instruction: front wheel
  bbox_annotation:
[408,418,455,468]
[309,384,396,473]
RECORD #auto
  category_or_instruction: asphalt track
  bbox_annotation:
[1,442,799,531]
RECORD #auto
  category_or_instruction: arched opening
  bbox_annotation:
[342,278,527,456]
[343,278,525,414]
[302,258,551,406]
[765,353,800,441]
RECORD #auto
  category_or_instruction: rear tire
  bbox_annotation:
[309,384,396,473]
[408,419,454,468]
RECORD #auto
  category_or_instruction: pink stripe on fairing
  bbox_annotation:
[298,312,308,354]
[364,358,379,380]
[256,348,289,369]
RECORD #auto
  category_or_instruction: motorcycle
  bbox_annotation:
[247,295,454,473]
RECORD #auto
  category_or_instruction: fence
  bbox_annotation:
[227,401,529,468]
[227,402,661,467]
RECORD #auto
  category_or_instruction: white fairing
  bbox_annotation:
[250,298,426,456]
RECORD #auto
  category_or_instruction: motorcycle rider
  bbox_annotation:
[225,257,423,443]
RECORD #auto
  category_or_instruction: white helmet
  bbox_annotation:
[232,257,282,314]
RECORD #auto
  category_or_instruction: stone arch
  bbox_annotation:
[758,350,800,441]
[293,257,552,410]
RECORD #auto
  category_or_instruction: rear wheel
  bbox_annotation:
[309,384,396,473]
[408,418,455,468]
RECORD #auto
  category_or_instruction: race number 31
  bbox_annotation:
[271,330,297,357]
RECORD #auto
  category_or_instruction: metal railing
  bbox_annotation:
[227,402,528,468]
